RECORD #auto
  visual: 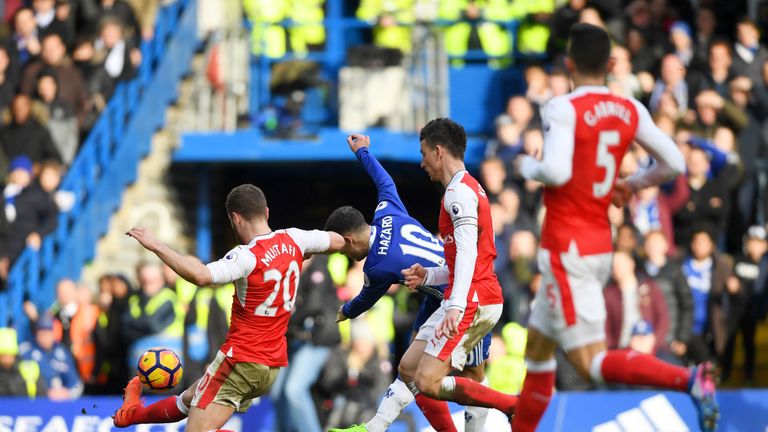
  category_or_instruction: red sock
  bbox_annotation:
[132,396,187,424]
[450,377,517,414]
[599,350,689,392]
[512,370,555,432]
[414,393,457,432]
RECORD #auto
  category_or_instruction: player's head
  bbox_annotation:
[565,23,612,80]
[419,118,467,181]
[225,184,268,235]
[324,206,369,261]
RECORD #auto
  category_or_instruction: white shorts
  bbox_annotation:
[528,242,612,351]
[415,301,502,371]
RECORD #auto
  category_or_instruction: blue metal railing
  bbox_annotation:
[0,0,200,336]
[247,6,541,122]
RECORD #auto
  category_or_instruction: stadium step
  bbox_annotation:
[81,67,204,282]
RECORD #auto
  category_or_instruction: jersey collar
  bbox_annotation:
[572,85,610,95]
[447,170,467,188]
[369,225,377,249]
[246,231,276,247]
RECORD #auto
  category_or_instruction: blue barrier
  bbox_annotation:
[0,390,765,431]
[175,128,488,167]
[247,0,535,135]
[0,396,275,431]
[4,0,200,332]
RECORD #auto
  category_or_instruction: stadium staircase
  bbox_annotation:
[0,0,201,339]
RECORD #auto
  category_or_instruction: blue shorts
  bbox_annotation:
[413,295,491,368]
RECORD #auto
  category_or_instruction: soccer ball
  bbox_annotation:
[137,348,183,390]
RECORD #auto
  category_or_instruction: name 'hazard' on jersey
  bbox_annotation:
[206,229,331,366]
[341,147,446,320]
[438,171,503,307]
[540,87,638,255]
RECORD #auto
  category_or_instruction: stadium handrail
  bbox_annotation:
[0,0,200,338]
[245,3,545,117]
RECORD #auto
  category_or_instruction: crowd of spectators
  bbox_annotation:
[0,0,160,290]
[480,0,768,390]
[0,0,175,399]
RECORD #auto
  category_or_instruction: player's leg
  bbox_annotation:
[459,332,492,432]
[113,376,197,427]
[333,338,427,432]
[409,305,463,432]
[187,360,279,432]
[415,304,516,417]
[185,404,236,432]
[562,250,717,431]
[459,362,489,432]
[510,327,558,432]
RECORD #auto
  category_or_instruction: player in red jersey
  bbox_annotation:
[511,24,718,432]
[399,118,518,428]
[112,184,343,432]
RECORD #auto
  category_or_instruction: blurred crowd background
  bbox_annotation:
[0,1,767,432]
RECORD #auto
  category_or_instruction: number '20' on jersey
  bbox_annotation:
[206,229,331,366]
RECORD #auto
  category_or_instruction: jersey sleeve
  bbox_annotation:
[286,228,332,255]
[206,246,258,284]
[356,147,408,214]
[520,96,576,186]
[627,99,686,190]
[443,183,479,312]
[342,268,397,319]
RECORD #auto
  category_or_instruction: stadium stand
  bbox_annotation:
[0,0,767,431]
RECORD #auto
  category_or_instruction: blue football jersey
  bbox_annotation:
[342,148,447,319]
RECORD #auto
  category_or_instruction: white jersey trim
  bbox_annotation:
[443,172,479,312]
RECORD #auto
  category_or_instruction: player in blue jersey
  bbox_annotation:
[325,135,491,432]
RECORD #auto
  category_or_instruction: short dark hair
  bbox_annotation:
[419,118,467,159]
[324,206,367,235]
[567,23,612,76]
[225,184,267,219]
[737,16,758,30]
[709,38,732,56]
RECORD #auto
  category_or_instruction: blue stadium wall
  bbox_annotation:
[173,65,524,261]
[2,390,766,431]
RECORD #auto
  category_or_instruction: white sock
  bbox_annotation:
[464,377,490,432]
[175,395,190,415]
[365,378,415,432]
[589,351,607,384]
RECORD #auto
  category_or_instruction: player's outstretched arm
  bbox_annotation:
[126,227,213,286]
[626,99,686,191]
[520,97,576,186]
[347,133,407,212]
[338,278,395,322]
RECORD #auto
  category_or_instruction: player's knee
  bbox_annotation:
[459,364,485,382]
[572,359,593,383]
[398,361,416,382]
[414,369,439,398]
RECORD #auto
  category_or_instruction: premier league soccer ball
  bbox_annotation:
[137,348,184,390]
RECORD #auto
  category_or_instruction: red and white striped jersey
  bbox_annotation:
[206,229,330,366]
[438,171,503,309]
[521,86,684,255]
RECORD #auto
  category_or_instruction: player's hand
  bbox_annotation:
[670,340,687,357]
[347,134,370,153]
[335,306,349,323]
[402,264,427,290]
[611,178,633,208]
[126,227,163,252]
[436,308,461,339]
